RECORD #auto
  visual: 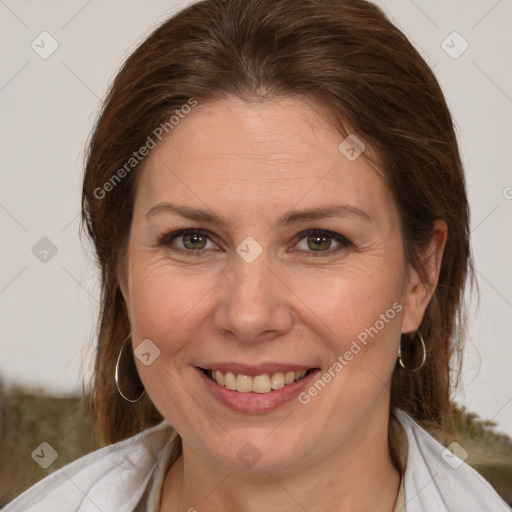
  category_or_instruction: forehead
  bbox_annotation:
[134,96,395,226]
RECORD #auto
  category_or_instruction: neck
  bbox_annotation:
[160,409,401,512]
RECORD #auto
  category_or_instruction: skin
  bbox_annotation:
[119,95,447,511]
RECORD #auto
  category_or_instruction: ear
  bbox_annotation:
[400,220,447,334]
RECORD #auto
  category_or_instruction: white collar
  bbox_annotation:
[4,410,510,511]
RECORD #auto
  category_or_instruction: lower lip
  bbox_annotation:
[196,368,320,414]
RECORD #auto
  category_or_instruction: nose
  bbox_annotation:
[212,248,293,344]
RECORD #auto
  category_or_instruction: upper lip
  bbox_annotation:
[197,363,316,376]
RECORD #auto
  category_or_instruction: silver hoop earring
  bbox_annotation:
[115,334,145,402]
[398,331,426,372]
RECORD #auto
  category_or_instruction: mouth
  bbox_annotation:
[200,368,312,394]
[196,363,320,413]
[195,362,320,414]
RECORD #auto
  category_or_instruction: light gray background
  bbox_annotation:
[1,0,511,436]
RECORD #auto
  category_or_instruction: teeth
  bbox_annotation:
[224,371,237,390]
[236,374,252,392]
[271,372,285,390]
[285,371,295,385]
[208,369,308,394]
[252,374,271,394]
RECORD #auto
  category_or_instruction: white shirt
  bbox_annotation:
[2,409,510,511]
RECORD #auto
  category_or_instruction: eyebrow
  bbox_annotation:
[145,202,372,226]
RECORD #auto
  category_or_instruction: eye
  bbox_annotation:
[157,228,352,257]
[294,229,352,256]
[158,229,219,253]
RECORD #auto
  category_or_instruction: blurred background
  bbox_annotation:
[1,0,511,505]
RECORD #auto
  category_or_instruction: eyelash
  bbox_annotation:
[157,228,353,258]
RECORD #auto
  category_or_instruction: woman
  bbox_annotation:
[4,0,510,510]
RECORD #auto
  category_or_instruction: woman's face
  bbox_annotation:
[122,96,433,472]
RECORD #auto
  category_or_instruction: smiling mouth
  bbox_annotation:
[200,368,313,394]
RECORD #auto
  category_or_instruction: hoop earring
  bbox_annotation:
[115,334,145,402]
[398,331,426,372]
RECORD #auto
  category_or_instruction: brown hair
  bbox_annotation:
[81,0,472,448]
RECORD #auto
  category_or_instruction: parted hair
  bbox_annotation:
[81,0,472,455]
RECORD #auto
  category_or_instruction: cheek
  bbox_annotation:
[127,260,212,354]
[293,262,406,415]
[294,260,405,346]
[298,273,404,412]
[126,263,214,424]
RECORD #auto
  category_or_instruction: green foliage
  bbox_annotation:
[0,385,95,505]
[424,403,512,505]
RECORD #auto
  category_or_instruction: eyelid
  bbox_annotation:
[292,228,352,245]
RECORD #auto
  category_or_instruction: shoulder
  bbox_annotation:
[2,420,178,512]
[394,409,511,512]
